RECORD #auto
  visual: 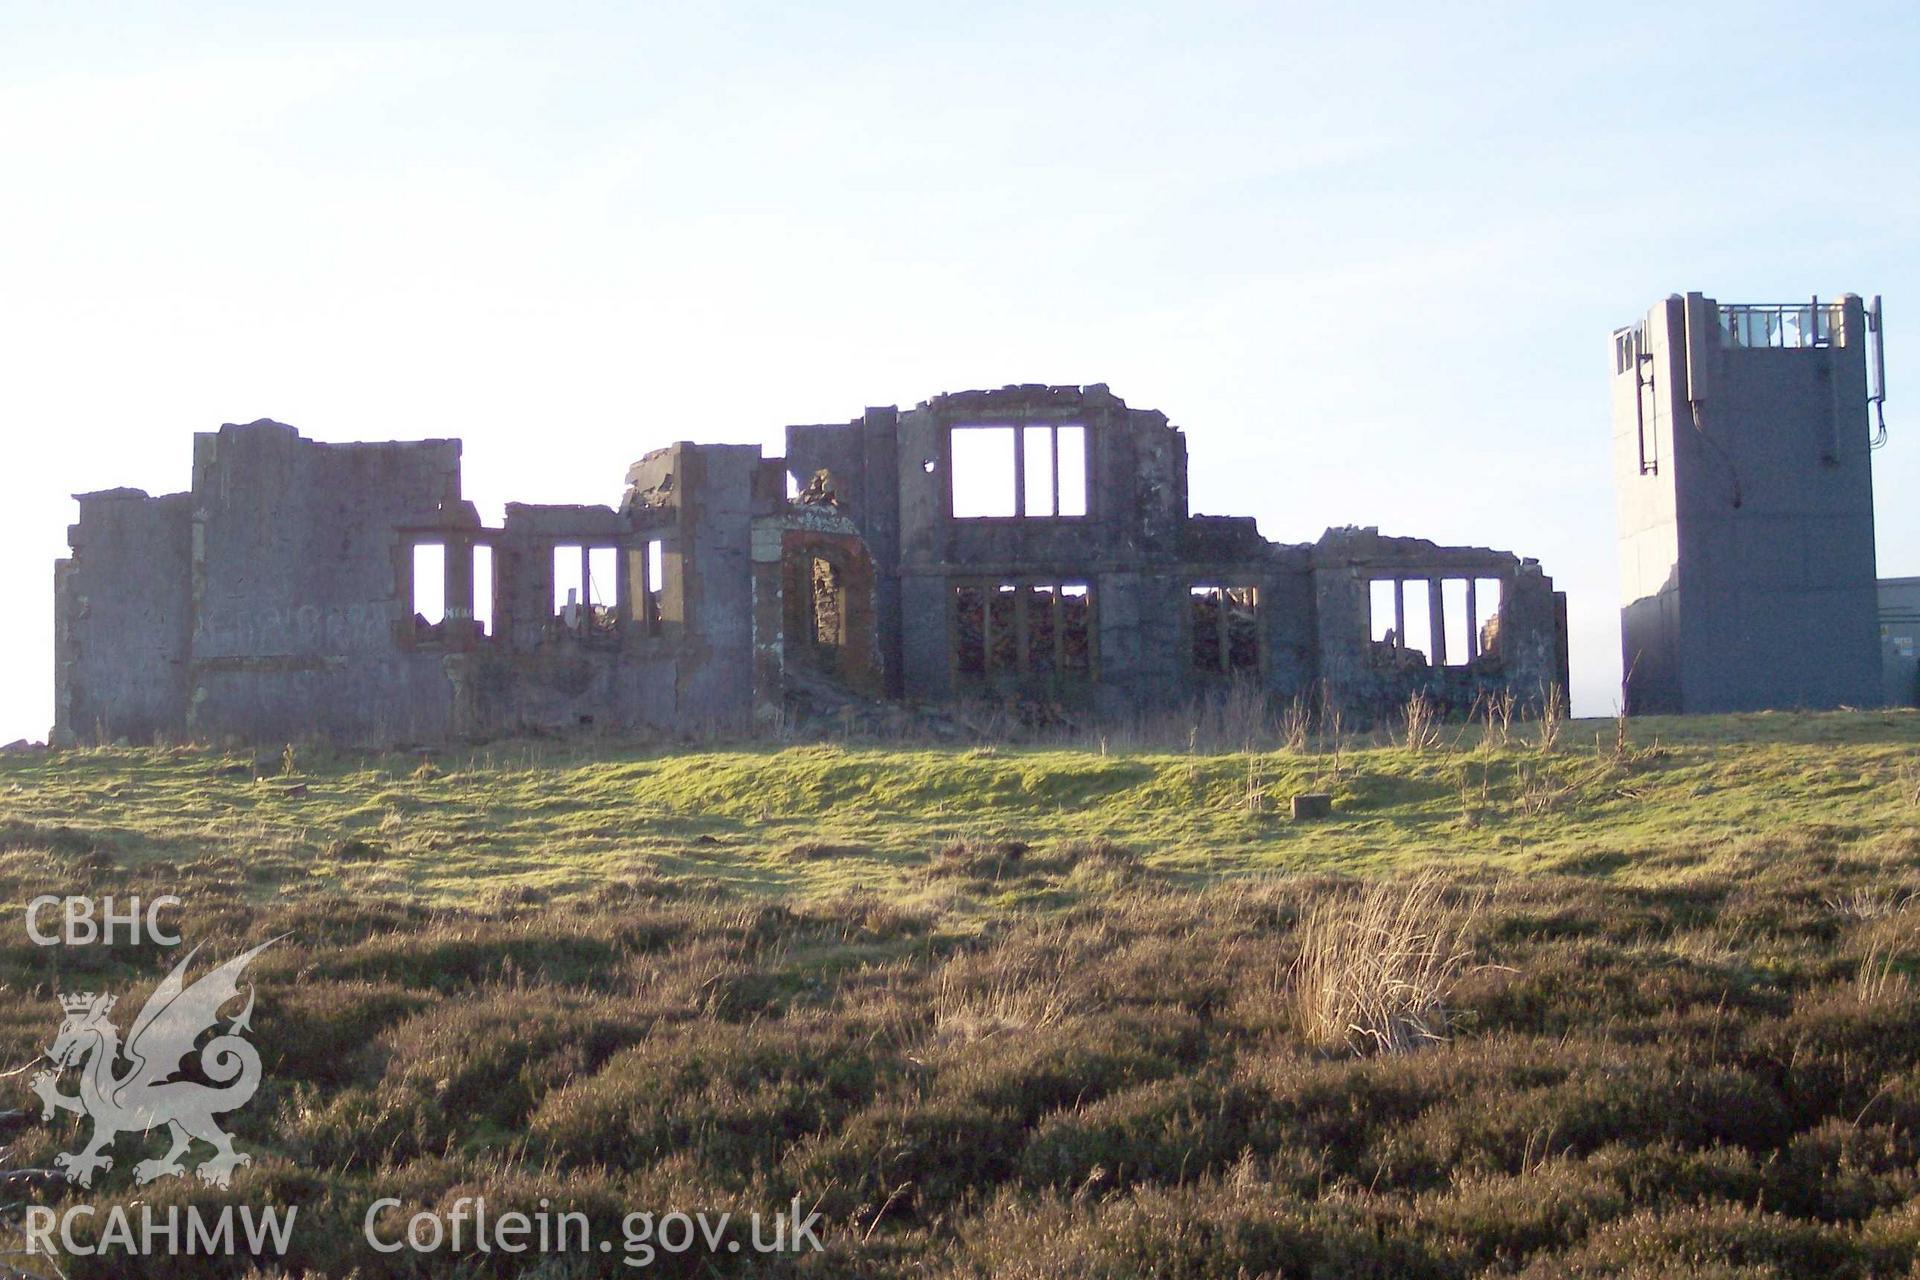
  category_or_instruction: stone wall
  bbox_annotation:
[55,389,1570,745]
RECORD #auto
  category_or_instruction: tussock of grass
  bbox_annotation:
[1290,871,1485,1055]
[930,945,1081,1047]
[927,837,1035,882]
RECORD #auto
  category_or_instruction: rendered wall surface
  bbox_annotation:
[1611,294,1883,713]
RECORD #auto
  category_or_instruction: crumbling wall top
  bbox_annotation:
[915,383,1136,418]
[1312,526,1526,573]
[197,418,462,457]
[503,503,628,537]
[1181,515,1273,561]
[71,487,160,503]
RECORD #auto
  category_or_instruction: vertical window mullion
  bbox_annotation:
[1015,584,1030,673]
[1050,426,1061,518]
[1011,428,1026,518]
[1054,585,1066,673]
[1217,590,1231,672]
[1429,580,1445,666]
[1466,579,1480,661]
[983,580,995,671]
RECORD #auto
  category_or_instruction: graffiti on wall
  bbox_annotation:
[192,604,386,656]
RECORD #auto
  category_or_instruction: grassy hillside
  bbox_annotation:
[2,709,1916,912]
[0,711,1918,1277]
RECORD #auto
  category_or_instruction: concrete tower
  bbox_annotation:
[1610,292,1888,713]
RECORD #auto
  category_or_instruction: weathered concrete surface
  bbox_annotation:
[1611,293,1884,712]
[55,387,1570,745]
[1292,793,1334,821]
[55,488,193,745]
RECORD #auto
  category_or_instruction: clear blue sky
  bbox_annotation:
[3,0,1915,737]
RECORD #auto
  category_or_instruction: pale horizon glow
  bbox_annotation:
[4,2,1918,739]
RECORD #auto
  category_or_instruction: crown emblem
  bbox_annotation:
[59,992,114,1017]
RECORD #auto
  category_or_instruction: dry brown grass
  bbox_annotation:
[1279,692,1312,754]
[1856,940,1910,1004]
[1397,691,1442,754]
[7,721,1920,1276]
[1537,680,1566,754]
[930,960,1080,1047]
[1478,689,1516,749]
[1825,886,1919,920]
[1289,871,1485,1055]
[1901,755,1920,809]
[1515,762,1577,816]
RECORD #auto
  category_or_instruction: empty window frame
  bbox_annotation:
[412,539,498,642]
[950,426,1018,518]
[1611,324,1642,376]
[1400,579,1434,660]
[1472,577,1504,658]
[1442,579,1470,667]
[810,556,844,647]
[1435,577,1505,665]
[472,544,495,637]
[954,585,987,674]
[949,423,1087,519]
[1428,576,1509,664]
[1191,585,1259,673]
[951,579,1093,677]
[1370,575,1507,664]
[1369,577,1433,660]
[628,539,666,635]
[1028,585,1059,673]
[1053,427,1088,516]
[554,544,622,639]
[988,585,1020,671]
[586,547,618,638]
[412,542,446,640]
[554,544,584,630]
[1369,579,1398,644]
[1058,584,1092,673]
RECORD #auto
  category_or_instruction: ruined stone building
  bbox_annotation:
[53,385,1569,746]
[1610,293,1902,712]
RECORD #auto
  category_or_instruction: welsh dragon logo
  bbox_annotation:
[28,940,275,1189]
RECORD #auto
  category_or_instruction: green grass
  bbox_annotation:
[2,709,1916,919]
[0,710,1917,1277]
